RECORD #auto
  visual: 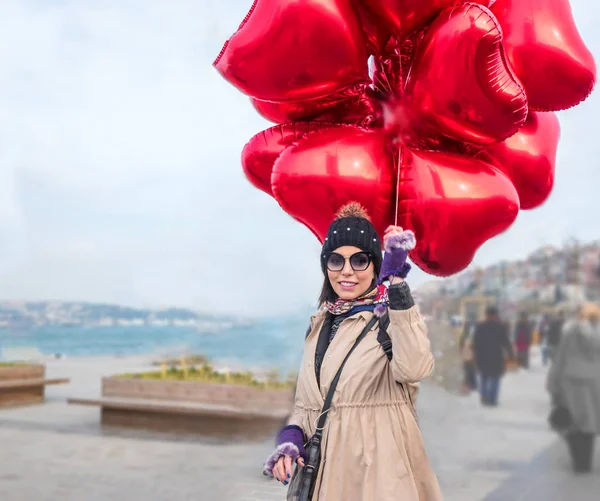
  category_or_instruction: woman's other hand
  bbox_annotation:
[273,455,305,485]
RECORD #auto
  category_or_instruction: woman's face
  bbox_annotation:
[326,246,375,301]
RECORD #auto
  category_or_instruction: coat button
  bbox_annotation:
[308,362,312,367]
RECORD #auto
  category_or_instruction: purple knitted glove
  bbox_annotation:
[377,229,416,285]
[263,425,307,478]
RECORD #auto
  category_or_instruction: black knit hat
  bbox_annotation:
[321,202,383,274]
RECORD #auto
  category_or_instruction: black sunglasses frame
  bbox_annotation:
[323,252,374,272]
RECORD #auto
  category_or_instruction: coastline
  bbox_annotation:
[0,320,306,372]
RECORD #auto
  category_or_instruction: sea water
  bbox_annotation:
[0,315,308,371]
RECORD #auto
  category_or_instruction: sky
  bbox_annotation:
[0,0,599,317]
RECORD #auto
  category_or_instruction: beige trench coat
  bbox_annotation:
[288,306,442,501]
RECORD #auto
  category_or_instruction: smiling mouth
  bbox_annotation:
[339,281,357,288]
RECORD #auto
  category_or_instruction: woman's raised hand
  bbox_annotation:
[378,226,416,284]
[383,225,405,243]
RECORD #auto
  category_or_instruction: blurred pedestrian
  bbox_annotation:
[547,303,600,474]
[458,321,477,393]
[473,306,514,406]
[513,312,533,369]
[263,203,442,500]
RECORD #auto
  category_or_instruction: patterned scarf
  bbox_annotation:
[325,284,389,316]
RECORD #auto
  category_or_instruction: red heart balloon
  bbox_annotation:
[478,112,561,210]
[353,1,392,56]
[272,127,395,242]
[399,3,528,145]
[213,0,370,102]
[252,87,381,126]
[358,0,457,38]
[373,39,404,97]
[397,149,519,276]
[252,97,345,124]
[242,122,337,195]
[491,0,596,111]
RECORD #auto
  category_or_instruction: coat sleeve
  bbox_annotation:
[285,322,316,433]
[286,402,306,431]
[283,374,308,439]
[386,282,435,383]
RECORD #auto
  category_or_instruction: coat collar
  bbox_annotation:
[305,313,326,405]
[305,309,373,401]
[311,306,374,325]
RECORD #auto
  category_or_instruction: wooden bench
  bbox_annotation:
[68,396,289,439]
[0,378,71,408]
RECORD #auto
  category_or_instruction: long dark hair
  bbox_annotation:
[318,258,381,306]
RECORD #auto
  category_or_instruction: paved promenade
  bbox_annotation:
[0,351,596,500]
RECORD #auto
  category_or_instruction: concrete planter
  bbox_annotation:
[99,376,295,439]
[0,364,46,408]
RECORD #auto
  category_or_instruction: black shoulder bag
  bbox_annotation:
[287,315,379,501]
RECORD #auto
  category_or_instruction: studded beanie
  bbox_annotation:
[321,202,383,275]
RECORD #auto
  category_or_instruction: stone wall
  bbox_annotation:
[0,364,45,380]
[0,364,46,408]
[102,377,294,412]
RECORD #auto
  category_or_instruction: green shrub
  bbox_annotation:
[151,354,209,366]
[114,364,294,389]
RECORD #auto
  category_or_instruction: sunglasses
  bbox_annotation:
[324,252,373,272]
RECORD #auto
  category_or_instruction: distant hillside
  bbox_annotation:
[416,239,600,315]
[0,301,239,328]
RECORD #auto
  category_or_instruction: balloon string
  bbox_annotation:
[394,149,401,227]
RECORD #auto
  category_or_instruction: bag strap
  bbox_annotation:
[314,315,379,434]
[376,312,392,361]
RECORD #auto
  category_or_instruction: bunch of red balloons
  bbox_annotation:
[214,0,595,276]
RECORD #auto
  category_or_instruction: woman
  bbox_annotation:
[263,203,442,501]
[547,303,600,474]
